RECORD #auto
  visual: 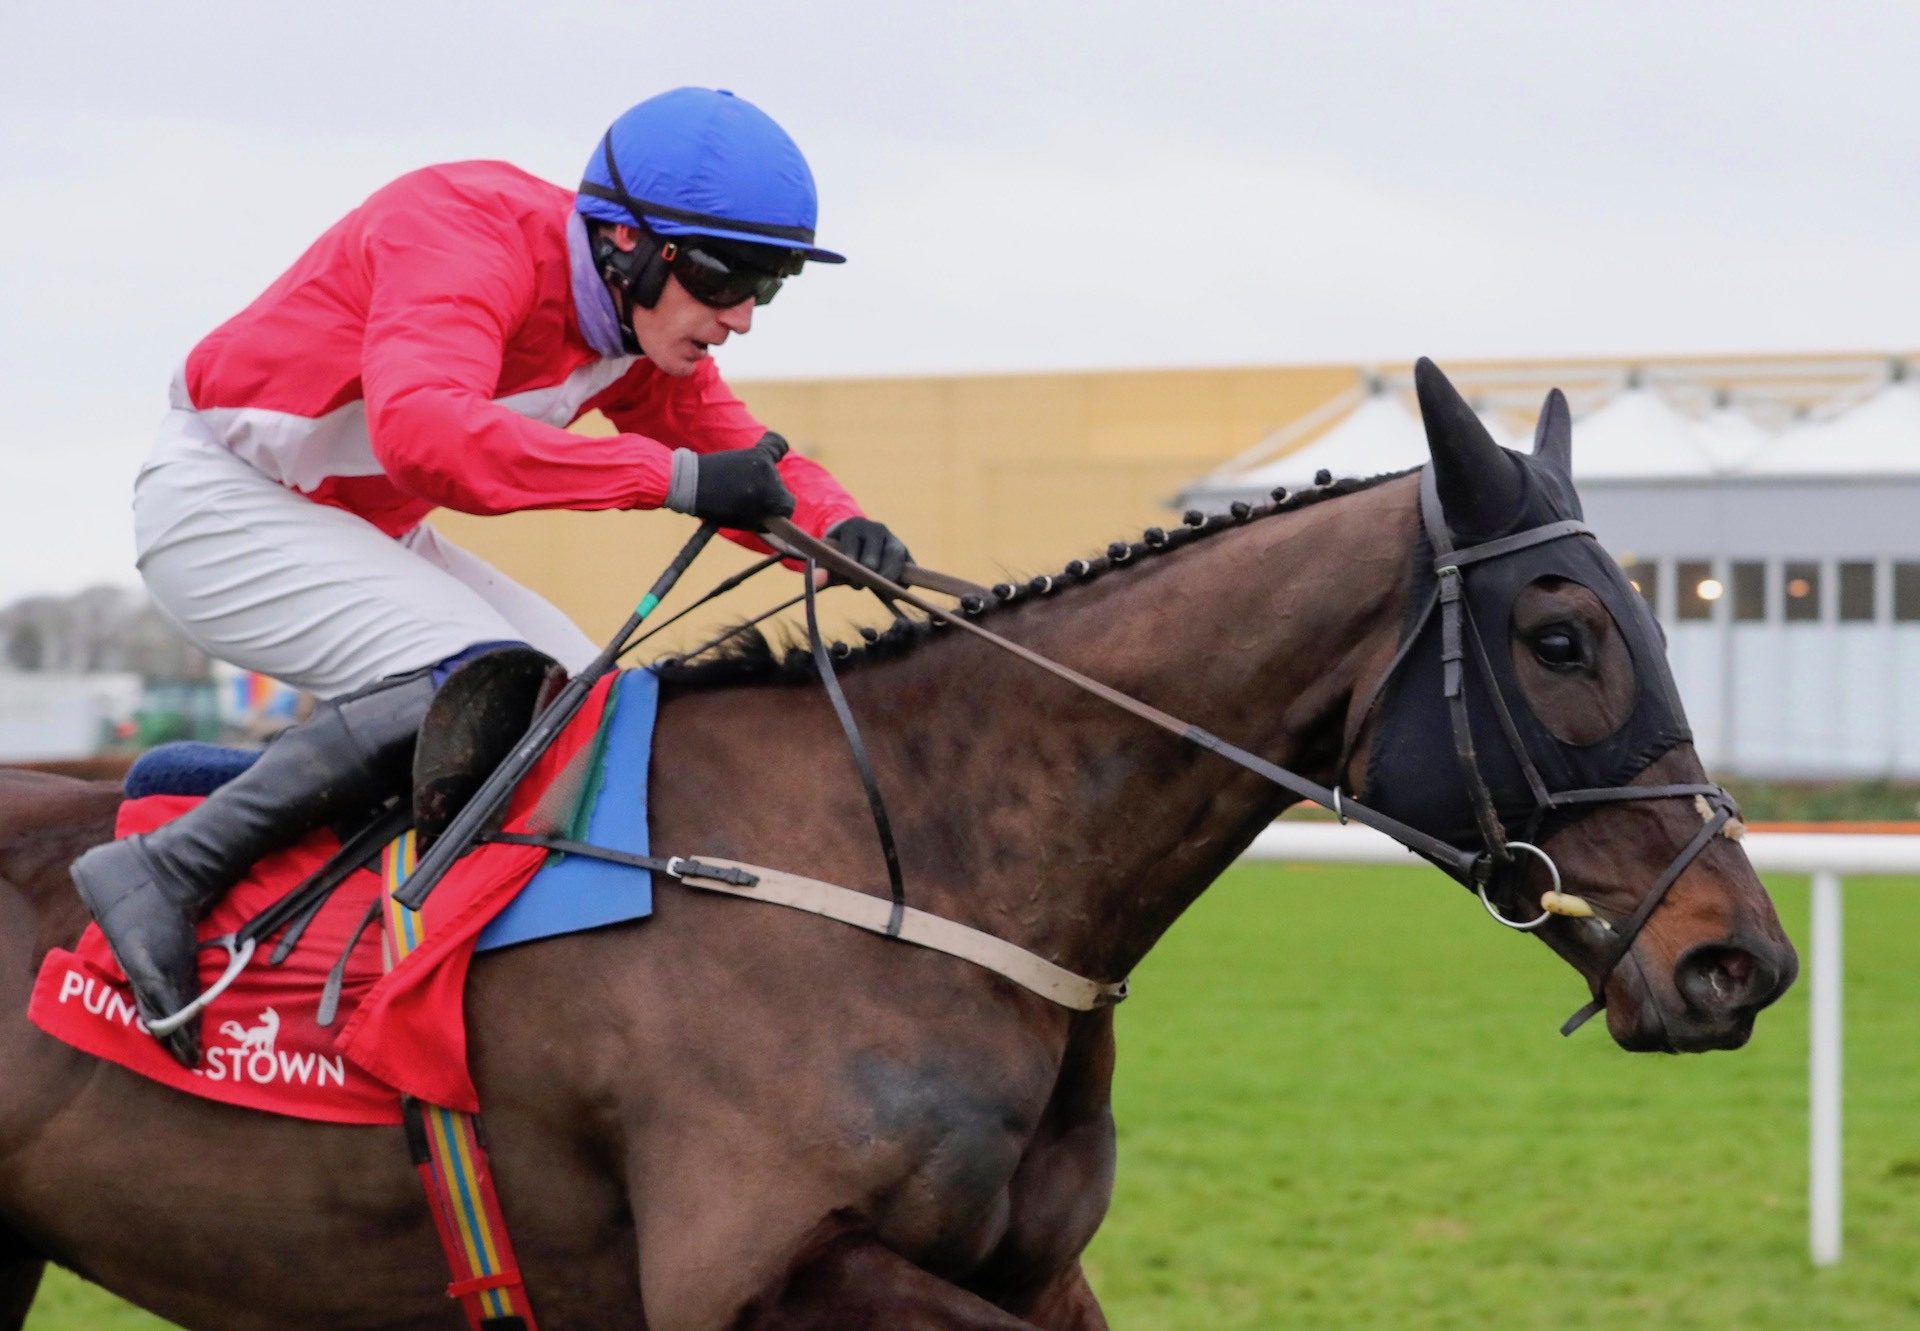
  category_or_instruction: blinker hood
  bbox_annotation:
[1360,406,1694,867]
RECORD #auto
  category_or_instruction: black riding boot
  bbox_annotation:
[70,670,436,1066]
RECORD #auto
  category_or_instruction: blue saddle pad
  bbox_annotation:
[477,668,660,952]
[125,742,263,798]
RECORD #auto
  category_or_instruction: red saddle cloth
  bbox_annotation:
[28,677,615,1123]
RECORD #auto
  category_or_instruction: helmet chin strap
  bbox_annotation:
[592,221,668,354]
[608,281,642,356]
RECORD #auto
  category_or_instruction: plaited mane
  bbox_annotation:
[654,467,1418,690]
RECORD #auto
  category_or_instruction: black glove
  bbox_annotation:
[682,435,797,530]
[826,517,912,584]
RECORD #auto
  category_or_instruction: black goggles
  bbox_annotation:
[662,237,804,309]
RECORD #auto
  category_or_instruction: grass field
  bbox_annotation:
[24,863,1920,1329]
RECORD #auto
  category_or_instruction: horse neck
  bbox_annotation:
[851,476,1419,982]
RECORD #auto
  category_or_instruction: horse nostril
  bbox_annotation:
[1715,948,1754,990]
[1676,944,1776,1014]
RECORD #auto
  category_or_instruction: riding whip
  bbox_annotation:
[393,437,791,910]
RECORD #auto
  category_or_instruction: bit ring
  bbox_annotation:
[1477,841,1558,932]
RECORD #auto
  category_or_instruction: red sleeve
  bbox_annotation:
[358,204,676,514]
[591,361,866,545]
[779,453,864,542]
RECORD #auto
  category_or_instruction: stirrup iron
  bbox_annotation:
[142,935,257,1037]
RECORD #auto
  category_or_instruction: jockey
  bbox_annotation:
[70,87,910,1066]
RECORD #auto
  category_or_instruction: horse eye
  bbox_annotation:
[1532,628,1583,668]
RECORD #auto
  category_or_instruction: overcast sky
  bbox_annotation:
[2,0,1915,603]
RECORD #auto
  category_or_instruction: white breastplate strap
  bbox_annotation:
[675,858,1129,1011]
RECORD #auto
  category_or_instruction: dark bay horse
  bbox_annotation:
[0,364,1795,1329]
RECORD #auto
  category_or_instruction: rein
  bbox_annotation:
[356,475,1731,1036]
[758,495,1738,1037]
[763,519,1481,876]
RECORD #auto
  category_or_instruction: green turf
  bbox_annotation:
[1082,863,1920,1330]
[24,865,1918,1330]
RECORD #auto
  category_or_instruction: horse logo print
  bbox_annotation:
[196,1005,348,1090]
[217,1007,281,1057]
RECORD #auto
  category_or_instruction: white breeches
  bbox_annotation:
[134,411,599,699]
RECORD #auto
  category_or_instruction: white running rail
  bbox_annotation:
[1242,822,1920,1267]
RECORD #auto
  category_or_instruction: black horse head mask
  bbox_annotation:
[1361,359,1695,866]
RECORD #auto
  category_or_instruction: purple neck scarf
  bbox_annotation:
[568,211,627,358]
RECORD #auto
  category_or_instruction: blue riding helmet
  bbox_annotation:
[577,87,845,264]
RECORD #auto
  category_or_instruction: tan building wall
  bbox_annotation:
[434,362,1354,652]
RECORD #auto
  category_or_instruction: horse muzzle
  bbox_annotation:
[1610,931,1799,1053]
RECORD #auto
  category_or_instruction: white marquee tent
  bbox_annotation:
[1567,388,1722,480]
[1200,388,1513,497]
[1692,403,1773,473]
[1745,380,1920,478]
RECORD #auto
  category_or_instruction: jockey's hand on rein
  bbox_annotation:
[669,434,797,530]
[826,517,912,584]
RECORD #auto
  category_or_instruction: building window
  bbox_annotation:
[1620,558,1658,617]
[1839,563,1877,623]
[1783,561,1822,623]
[1896,564,1920,622]
[1731,562,1766,622]
[1676,560,1719,621]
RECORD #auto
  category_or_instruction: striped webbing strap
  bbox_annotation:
[382,830,540,1331]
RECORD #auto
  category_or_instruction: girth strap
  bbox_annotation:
[381,832,542,1331]
[402,1097,538,1331]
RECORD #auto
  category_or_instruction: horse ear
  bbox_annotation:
[1532,387,1573,475]
[1414,357,1524,541]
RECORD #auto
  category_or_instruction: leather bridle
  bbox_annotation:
[755,475,1740,1037]
[1333,469,1739,1033]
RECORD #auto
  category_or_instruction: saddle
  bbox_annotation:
[33,659,655,1121]
[413,648,566,847]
